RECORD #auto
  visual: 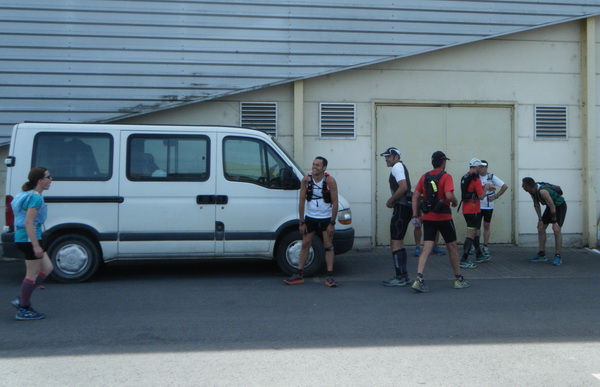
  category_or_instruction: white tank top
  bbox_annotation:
[305,176,332,219]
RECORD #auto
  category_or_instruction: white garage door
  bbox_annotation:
[375,104,513,246]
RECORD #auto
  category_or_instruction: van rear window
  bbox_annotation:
[33,132,113,181]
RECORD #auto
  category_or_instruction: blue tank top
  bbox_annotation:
[12,191,47,242]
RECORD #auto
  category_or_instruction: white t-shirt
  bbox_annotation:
[480,173,506,209]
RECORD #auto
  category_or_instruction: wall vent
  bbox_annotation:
[320,103,356,138]
[240,102,277,137]
[535,106,567,140]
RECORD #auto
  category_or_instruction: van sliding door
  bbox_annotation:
[117,132,217,256]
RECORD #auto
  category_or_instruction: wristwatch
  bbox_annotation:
[330,220,336,226]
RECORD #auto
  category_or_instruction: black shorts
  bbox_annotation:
[481,209,493,223]
[304,216,332,234]
[390,203,412,241]
[463,212,483,230]
[542,202,567,227]
[16,241,44,261]
[423,219,457,244]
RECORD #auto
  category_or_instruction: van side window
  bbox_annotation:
[223,137,288,189]
[32,132,112,181]
[127,135,209,181]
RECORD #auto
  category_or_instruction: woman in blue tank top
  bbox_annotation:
[10,166,54,321]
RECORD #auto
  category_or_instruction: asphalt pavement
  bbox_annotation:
[1,244,599,386]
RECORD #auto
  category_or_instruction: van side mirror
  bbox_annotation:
[281,166,300,190]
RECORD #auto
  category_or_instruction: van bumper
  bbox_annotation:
[333,227,354,255]
[1,232,25,259]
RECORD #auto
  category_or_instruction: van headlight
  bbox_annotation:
[337,209,352,225]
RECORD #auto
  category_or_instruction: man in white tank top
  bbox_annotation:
[284,157,339,287]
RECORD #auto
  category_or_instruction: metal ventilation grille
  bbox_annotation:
[320,103,356,138]
[535,106,567,140]
[240,102,277,137]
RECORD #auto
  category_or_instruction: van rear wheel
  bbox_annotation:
[48,234,101,283]
[276,232,325,277]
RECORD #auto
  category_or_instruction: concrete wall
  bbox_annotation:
[119,19,600,248]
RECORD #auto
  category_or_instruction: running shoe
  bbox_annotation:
[475,254,491,263]
[283,272,304,285]
[453,278,471,289]
[382,276,410,287]
[325,277,338,287]
[15,307,45,321]
[414,246,422,257]
[527,253,547,262]
[460,260,478,269]
[468,247,475,255]
[482,246,491,257]
[411,278,428,293]
[552,255,563,266]
[432,246,446,255]
[10,297,20,309]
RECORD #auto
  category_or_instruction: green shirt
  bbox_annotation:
[539,186,565,207]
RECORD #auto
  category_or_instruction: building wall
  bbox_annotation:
[120,19,600,248]
[5,1,599,141]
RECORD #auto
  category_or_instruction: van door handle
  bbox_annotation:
[197,195,215,204]
[196,195,228,205]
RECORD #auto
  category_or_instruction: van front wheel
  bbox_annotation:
[275,232,325,277]
[48,234,101,283]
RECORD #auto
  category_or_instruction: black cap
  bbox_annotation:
[380,147,400,157]
[432,151,450,162]
[480,160,488,167]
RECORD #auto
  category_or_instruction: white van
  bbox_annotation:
[2,123,354,282]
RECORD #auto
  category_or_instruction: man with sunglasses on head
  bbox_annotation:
[477,160,508,260]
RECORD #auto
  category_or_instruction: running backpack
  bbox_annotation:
[460,172,478,201]
[420,171,449,214]
[536,181,563,196]
[306,173,331,203]
[390,162,413,204]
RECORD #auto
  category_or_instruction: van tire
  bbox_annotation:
[48,234,101,283]
[275,232,325,277]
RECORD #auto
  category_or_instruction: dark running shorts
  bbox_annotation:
[463,212,483,230]
[304,216,332,234]
[390,203,412,241]
[16,241,44,261]
[481,209,493,223]
[423,219,457,244]
[542,202,567,227]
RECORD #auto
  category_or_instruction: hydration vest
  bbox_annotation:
[306,173,331,203]
[389,162,412,205]
[534,182,564,206]
[420,171,450,214]
[460,172,479,202]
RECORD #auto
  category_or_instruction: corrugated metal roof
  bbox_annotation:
[2,0,600,138]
